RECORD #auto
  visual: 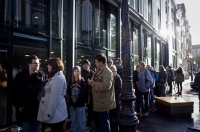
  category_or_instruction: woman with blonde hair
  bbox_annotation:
[67,66,88,132]
[37,58,68,132]
[175,67,184,95]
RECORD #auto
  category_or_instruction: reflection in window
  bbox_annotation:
[133,27,139,70]
[76,0,93,45]
[155,42,160,71]
[95,1,106,47]
[147,36,151,65]
[82,0,92,31]
[32,13,44,29]
[108,7,116,59]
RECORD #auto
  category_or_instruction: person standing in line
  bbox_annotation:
[147,65,155,109]
[107,59,113,67]
[81,59,94,130]
[175,67,184,95]
[67,66,88,132]
[114,58,123,78]
[137,61,153,117]
[88,53,115,132]
[109,65,122,132]
[166,66,175,94]
[133,65,140,109]
[12,55,47,132]
[37,58,68,132]
[157,65,168,97]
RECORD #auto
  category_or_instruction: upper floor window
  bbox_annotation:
[32,13,44,29]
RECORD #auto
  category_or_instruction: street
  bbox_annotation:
[137,77,200,132]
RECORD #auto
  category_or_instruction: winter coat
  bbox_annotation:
[117,66,123,78]
[167,69,175,82]
[133,70,139,90]
[67,78,87,107]
[12,68,47,122]
[91,65,116,112]
[37,71,68,123]
[138,68,153,92]
[175,72,184,83]
[81,70,94,105]
[158,71,167,85]
[194,72,200,88]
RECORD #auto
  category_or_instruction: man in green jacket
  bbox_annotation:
[88,53,116,132]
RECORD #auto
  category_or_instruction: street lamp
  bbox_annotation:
[118,1,139,131]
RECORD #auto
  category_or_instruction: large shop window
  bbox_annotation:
[108,7,116,59]
[155,42,160,71]
[147,36,151,65]
[3,0,48,34]
[76,0,93,45]
[132,27,139,70]
[95,1,106,47]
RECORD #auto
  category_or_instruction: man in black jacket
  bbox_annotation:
[81,59,94,129]
[12,55,47,132]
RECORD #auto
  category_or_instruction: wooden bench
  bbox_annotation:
[155,97,193,114]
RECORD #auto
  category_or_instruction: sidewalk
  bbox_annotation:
[137,77,200,132]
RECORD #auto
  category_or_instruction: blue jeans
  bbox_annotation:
[21,121,40,132]
[136,92,149,113]
[70,106,88,132]
[149,88,154,106]
[93,111,110,132]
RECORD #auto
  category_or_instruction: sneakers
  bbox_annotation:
[143,112,149,116]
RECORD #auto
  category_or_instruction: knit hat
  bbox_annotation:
[82,59,91,66]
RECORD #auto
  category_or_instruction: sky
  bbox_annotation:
[175,0,200,45]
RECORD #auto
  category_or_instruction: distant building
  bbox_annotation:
[192,45,200,57]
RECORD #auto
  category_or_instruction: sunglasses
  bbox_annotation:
[115,62,120,64]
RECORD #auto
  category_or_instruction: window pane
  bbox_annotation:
[95,1,106,47]
[110,9,116,51]
[76,0,93,45]
[147,36,151,65]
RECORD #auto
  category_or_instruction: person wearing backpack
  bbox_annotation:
[147,65,155,109]
[137,61,153,116]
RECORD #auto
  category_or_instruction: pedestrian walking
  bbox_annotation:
[88,53,115,132]
[12,55,47,132]
[136,61,153,116]
[175,67,184,95]
[109,65,122,132]
[37,58,68,132]
[67,66,88,132]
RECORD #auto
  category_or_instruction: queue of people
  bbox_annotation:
[12,54,190,132]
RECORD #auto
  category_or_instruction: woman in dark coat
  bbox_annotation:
[157,65,168,97]
[109,65,122,132]
[175,67,184,95]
